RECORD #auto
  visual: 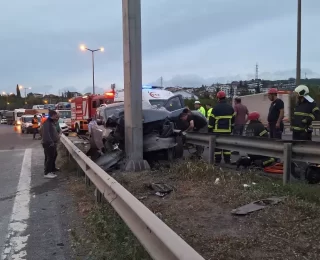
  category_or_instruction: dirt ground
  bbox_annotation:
[114,159,320,260]
[57,143,320,260]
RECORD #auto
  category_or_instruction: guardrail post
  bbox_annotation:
[95,188,103,203]
[85,175,91,187]
[208,135,216,164]
[283,143,292,185]
[85,164,91,187]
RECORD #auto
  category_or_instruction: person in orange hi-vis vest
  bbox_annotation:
[41,113,47,124]
[32,115,39,140]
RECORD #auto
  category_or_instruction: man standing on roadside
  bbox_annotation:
[206,104,213,121]
[267,88,284,139]
[41,110,60,179]
[32,115,39,140]
[194,101,206,117]
[233,97,248,135]
[41,113,47,124]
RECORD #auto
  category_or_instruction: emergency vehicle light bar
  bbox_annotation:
[104,92,114,97]
[142,85,163,89]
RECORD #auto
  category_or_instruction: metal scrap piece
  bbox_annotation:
[231,197,286,215]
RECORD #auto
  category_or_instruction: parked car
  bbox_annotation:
[0,118,7,124]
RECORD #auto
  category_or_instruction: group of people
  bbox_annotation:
[31,110,62,179]
[179,84,320,166]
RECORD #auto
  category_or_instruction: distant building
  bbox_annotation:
[32,93,44,98]
[69,92,82,97]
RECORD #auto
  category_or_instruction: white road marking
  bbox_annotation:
[1,149,32,260]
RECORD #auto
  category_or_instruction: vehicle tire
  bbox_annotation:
[166,148,175,161]
[21,128,24,134]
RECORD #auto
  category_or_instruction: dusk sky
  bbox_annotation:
[1,0,320,95]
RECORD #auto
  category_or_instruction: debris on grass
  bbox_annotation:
[114,159,320,260]
[58,143,320,260]
[231,196,286,215]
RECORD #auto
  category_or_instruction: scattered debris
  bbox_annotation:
[242,182,258,188]
[231,197,286,215]
[214,178,220,185]
[95,150,125,171]
[145,183,174,198]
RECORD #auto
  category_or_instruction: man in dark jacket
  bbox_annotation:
[41,110,60,179]
[178,108,207,157]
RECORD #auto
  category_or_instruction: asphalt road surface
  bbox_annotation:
[0,125,73,260]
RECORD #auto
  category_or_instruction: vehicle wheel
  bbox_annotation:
[166,148,175,161]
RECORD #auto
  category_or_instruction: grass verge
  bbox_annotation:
[57,144,151,260]
[115,158,320,260]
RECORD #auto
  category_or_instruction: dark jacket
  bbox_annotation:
[41,118,59,145]
[291,100,320,132]
[208,100,235,133]
[245,120,268,137]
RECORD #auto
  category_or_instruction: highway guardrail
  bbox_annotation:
[283,121,320,135]
[185,132,320,185]
[60,134,205,260]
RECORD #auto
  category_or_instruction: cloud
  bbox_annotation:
[154,68,320,88]
[1,0,320,93]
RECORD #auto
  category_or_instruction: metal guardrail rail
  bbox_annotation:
[185,132,320,184]
[60,134,205,260]
[283,121,320,135]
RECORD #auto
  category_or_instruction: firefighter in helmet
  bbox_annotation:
[291,85,320,140]
[208,91,235,164]
[244,111,275,167]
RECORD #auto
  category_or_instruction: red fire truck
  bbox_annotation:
[70,91,115,134]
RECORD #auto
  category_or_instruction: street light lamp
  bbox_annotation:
[79,44,104,95]
[19,85,31,104]
[2,92,13,108]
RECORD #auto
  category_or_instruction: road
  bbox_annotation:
[0,125,73,260]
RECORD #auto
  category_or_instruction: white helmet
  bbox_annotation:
[294,85,313,102]
[194,101,201,104]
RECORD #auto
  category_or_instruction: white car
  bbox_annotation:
[1,118,7,124]
[58,119,69,136]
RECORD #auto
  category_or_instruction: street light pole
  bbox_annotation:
[296,0,302,86]
[80,45,104,95]
[122,0,150,171]
[19,85,31,105]
[92,51,95,95]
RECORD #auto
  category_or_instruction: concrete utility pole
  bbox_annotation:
[296,0,302,86]
[122,0,150,171]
